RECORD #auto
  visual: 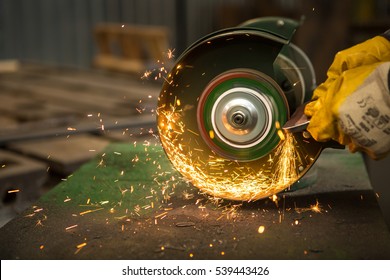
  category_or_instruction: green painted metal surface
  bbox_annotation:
[40,143,187,217]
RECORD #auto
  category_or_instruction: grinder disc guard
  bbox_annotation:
[157,20,323,201]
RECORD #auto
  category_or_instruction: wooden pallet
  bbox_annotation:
[0,65,159,144]
[0,64,160,224]
[93,23,170,74]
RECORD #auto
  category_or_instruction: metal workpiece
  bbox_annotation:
[157,17,322,201]
[282,102,310,133]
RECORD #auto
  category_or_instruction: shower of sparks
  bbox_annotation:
[22,44,324,258]
[216,202,241,220]
[141,49,175,81]
[157,97,309,201]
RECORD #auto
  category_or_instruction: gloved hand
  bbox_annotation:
[305,35,390,159]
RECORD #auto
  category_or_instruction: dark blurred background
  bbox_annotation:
[0,0,389,81]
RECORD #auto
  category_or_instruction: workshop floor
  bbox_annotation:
[1,64,389,259]
[1,143,389,259]
[0,64,159,227]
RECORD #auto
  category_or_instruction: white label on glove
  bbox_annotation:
[338,63,390,159]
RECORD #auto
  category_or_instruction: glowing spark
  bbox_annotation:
[187,129,199,136]
[67,127,77,131]
[221,251,225,256]
[65,224,78,231]
[142,70,152,79]
[39,245,44,250]
[76,242,87,249]
[155,211,168,219]
[182,191,194,200]
[295,199,323,214]
[166,48,175,59]
[277,130,285,140]
[189,253,194,258]
[79,208,104,216]
[258,225,265,234]
[310,200,322,213]
[7,189,20,193]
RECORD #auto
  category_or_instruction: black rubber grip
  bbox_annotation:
[383,29,390,41]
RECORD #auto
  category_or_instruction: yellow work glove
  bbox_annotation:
[305,35,390,159]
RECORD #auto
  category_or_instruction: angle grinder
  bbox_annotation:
[157,17,335,201]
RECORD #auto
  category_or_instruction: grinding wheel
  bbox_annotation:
[157,18,324,201]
